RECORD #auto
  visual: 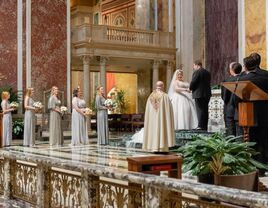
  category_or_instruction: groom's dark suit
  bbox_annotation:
[190,68,211,130]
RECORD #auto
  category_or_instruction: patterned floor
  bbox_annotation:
[4,144,153,170]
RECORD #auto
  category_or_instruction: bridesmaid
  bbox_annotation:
[95,86,109,145]
[23,87,36,146]
[1,91,14,146]
[71,88,88,145]
[48,86,63,146]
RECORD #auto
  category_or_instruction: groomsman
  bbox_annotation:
[234,56,268,176]
[190,60,211,131]
[221,62,242,136]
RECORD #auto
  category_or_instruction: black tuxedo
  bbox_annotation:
[190,68,211,130]
[221,75,241,136]
[235,70,268,167]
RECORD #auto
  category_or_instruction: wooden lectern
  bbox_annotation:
[222,81,268,141]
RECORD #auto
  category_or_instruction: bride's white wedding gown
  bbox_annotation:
[170,80,198,130]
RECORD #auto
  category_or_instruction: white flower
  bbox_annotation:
[10,101,19,109]
[33,101,43,109]
[60,106,68,113]
[84,107,92,115]
[104,99,116,108]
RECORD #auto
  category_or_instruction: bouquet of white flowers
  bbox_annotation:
[84,107,92,115]
[60,106,68,114]
[10,101,19,109]
[104,99,116,108]
[33,101,43,109]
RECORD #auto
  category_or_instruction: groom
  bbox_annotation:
[189,60,211,131]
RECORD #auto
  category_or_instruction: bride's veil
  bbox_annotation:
[168,69,180,99]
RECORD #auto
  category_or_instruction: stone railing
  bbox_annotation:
[72,24,175,48]
[1,146,268,208]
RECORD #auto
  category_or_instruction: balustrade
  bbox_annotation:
[72,24,174,48]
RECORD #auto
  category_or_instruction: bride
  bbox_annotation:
[168,69,198,130]
[127,69,198,148]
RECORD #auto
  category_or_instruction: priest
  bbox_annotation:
[143,81,175,152]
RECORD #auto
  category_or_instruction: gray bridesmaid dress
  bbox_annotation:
[1,100,12,146]
[95,95,109,145]
[48,95,63,146]
[23,97,36,146]
[71,97,88,145]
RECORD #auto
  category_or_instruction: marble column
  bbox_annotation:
[81,170,98,208]
[17,0,23,115]
[3,159,15,199]
[162,0,169,32]
[100,57,108,94]
[82,55,92,106]
[26,0,31,87]
[177,0,205,82]
[154,0,158,30]
[145,185,162,207]
[166,61,173,89]
[36,164,51,208]
[175,0,181,69]
[152,60,160,89]
[168,0,174,32]
[135,0,150,30]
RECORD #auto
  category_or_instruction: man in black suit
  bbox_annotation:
[250,52,268,77]
[189,60,211,130]
[236,56,268,175]
[221,62,242,136]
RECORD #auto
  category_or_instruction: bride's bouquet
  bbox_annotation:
[10,101,19,110]
[84,107,93,115]
[33,101,43,111]
[60,106,68,114]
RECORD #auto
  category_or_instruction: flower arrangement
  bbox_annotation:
[60,106,68,114]
[33,101,43,110]
[10,101,19,109]
[84,107,93,115]
[104,99,117,108]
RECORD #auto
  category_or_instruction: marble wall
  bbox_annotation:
[137,68,151,113]
[0,0,67,103]
[245,0,266,69]
[31,0,67,101]
[205,0,238,84]
[0,0,17,88]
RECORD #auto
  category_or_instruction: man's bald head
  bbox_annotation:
[156,81,164,91]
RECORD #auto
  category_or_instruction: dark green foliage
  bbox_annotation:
[173,133,268,176]
[13,120,24,137]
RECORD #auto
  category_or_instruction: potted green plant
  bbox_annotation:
[173,133,268,191]
[12,120,24,139]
